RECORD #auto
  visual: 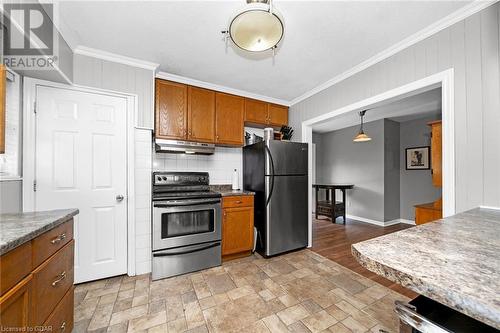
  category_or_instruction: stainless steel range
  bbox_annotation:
[151,171,222,280]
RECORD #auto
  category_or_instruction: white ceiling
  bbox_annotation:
[56,1,470,102]
[312,87,442,133]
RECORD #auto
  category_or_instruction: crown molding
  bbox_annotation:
[74,46,160,71]
[156,71,291,106]
[290,0,497,106]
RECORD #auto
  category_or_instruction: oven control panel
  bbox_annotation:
[153,172,209,186]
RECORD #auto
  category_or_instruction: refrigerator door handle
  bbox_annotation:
[265,145,275,206]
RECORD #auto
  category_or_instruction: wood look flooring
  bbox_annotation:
[311,216,418,299]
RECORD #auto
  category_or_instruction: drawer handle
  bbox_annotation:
[51,233,66,244]
[60,321,66,332]
[235,201,242,204]
[52,271,67,287]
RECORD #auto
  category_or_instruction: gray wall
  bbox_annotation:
[73,54,155,128]
[384,120,400,221]
[291,4,500,211]
[314,120,386,221]
[400,116,442,220]
[0,180,23,214]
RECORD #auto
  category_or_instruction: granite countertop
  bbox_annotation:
[210,185,255,197]
[0,209,79,256]
[352,208,500,329]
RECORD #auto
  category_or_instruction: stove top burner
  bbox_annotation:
[152,171,220,201]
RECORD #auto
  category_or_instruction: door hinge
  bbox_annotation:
[33,101,37,114]
[33,180,37,192]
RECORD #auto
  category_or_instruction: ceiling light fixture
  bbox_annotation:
[353,110,372,142]
[222,0,284,53]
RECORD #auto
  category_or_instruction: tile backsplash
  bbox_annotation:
[153,147,243,185]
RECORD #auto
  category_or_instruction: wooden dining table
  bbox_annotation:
[313,184,354,224]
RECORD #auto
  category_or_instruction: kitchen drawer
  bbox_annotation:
[43,287,74,333]
[32,220,73,268]
[0,242,32,296]
[222,195,254,208]
[32,240,74,325]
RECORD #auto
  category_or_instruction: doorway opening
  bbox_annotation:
[301,70,454,293]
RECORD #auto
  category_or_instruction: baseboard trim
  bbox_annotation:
[479,205,500,211]
[397,219,416,225]
[346,215,415,227]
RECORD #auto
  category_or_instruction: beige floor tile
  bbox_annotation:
[279,294,300,307]
[113,298,133,313]
[149,299,166,315]
[109,305,149,326]
[259,289,276,302]
[227,285,254,300]
[185,325,209,333]
[199,296,216,310]
[75,297,99,322]
[132,294,149,307]
[262,314,291,333]
[88,304,114,330]
[240,320,271,333]
[301,310,337,333]
[74,250,404,333]
[107,322,128,333]
[147,323,168,333]
[86,286,120,300]
[205,273,237,295]
[341,316,369,333]
[301,300,323,314]
[182,290,199,306]
[127,311,167,332]
[325,305,349,321]
[73,319,91,333]
[277,304,310,326]
[167,317,188,333]
[184,302,205,329]
[327,322,352,333]
[288,321,312,333]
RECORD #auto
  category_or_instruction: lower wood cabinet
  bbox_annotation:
[0,219,74,331]
[0,275,32,330]
[415,202,442,225]
[43,287,74,333]
[222,196,254,260]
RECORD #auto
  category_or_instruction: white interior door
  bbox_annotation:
[34,85,128,283]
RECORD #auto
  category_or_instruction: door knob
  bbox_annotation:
[116,194,125,202]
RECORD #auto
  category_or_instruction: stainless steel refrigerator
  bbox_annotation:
[243,140,308,257]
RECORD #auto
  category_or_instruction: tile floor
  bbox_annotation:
[74,250,408,333]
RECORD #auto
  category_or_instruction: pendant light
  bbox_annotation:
[353,110,372,142]
[222,0,284,52]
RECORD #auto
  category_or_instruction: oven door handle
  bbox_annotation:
[153,242,221,257]
[154,199,221,207]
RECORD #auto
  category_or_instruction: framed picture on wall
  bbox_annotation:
[405,146,430,170]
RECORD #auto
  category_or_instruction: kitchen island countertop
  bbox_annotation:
[0,209,79,255]
[352,207,500,329]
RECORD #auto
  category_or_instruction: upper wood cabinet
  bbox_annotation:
[268,103,288,127]
[244,98,288,127]
[154,78,288,146]
[244,99,268,124]
[429,120,442,187]
[155,80,188,140]
[188,86,215,143]
[0,65,6,154]
[215,93,244,146]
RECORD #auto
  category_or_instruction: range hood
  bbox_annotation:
[155,139,215,155]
